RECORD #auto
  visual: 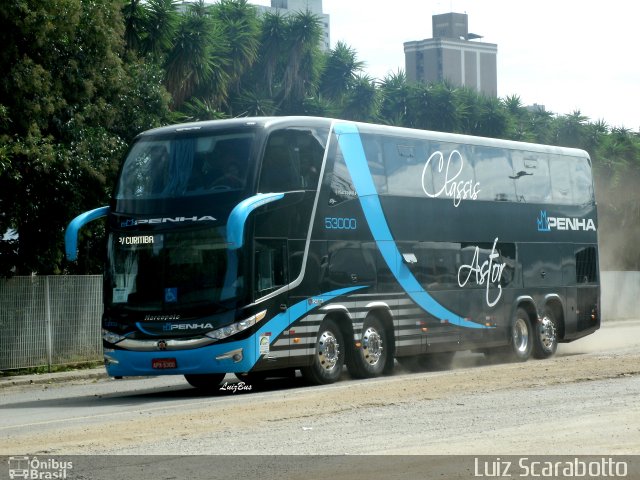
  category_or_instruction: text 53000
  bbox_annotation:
[324,217,357,230]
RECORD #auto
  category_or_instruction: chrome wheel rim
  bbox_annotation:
[317,330,340,372]
[513,317,529,354]
[362,326,384,366]
[538,316,557,352]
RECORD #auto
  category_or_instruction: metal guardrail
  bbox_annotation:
[0,275,103,371]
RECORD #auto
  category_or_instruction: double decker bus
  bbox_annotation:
[66,117,600,388]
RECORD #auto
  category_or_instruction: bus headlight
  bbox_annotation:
[103,329,126,345]
[205,310,267,341]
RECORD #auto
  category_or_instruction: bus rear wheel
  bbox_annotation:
[184,373,226,390]
[301,318,345,385]
[348,315,389,379]
[533,308,558,359]
[507,308,533,362]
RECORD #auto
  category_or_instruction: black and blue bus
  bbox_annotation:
[66,117,600,388]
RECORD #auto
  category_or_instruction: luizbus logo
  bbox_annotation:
[537,210,596,232]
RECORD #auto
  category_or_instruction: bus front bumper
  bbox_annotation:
[103,335,262,377]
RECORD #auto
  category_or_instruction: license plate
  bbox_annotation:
[152,358,177,369]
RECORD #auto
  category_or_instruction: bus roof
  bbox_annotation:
[137,116,589,160]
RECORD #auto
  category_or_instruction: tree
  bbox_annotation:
[379,70,410,126]
[257,11,287,98]
[164,1,229,108]
[319,41,364,101]
[141,0,179,60]
[0,0,171,276]
[279,10,323,111]
[211,0,260,104]
[340,74,379,122]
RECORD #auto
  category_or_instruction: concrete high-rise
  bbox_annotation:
[404,13,497,96]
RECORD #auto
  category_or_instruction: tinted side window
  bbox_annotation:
[254,239,287,298]
[471,146,516,202]
[576,246,598,284]
[512,152,551,203]
[382,138,426,197]
[570,156,594,205]
[329,142,357,206]
[549,155,573,204]
[259,128,327,193]
[361,134,388,193]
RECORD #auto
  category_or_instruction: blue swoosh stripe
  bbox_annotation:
[334,122,487,330]
[257,285,366,343]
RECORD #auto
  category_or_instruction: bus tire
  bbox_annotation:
[184,373,226,390]
[507,307,533,362]
[301,318,345,385]
[533,308,558,359]
[348,315,389,379]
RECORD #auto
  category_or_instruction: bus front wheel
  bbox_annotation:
[184,373,226,390]
[301,318,345,385]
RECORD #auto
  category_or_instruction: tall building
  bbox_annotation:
[255,0,331,51]
[404,12,497,96]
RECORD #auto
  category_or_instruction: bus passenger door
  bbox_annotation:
[253,238,290,369]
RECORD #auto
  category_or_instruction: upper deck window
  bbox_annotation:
[258,127,327,193]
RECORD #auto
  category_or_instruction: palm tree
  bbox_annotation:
[281,10,322,105]
[164,1,229,107]
[319,41,364,101]
[406,81,460,133]
[340,74,379,122]
[122,0,146,53]
[475,95,509,138]
[527,105,555,144]
[141,0,179,61]
[378,69,409,126]
[554,110,589,148]
[211,0,260,100]
[258,11,287,97]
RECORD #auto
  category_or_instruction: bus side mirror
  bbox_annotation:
[65,206,109,261]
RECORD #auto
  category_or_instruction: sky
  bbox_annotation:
[252,0,640,130]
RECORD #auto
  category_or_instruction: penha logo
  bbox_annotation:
[121,216,216,228]
[537,210,596,232]
[537,210,551,232]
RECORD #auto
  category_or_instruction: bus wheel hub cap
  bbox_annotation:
[318,331,339,370]
[362,327,383,365]
[539,316,556,350]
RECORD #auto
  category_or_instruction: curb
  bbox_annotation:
[0,367,108,389]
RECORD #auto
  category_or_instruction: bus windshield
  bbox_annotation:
[106,226,243,313]
[115,131,255,199]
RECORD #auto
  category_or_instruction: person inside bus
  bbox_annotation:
[211,159,244,189]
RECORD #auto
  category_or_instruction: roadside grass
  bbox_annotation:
[0,361,103,377]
